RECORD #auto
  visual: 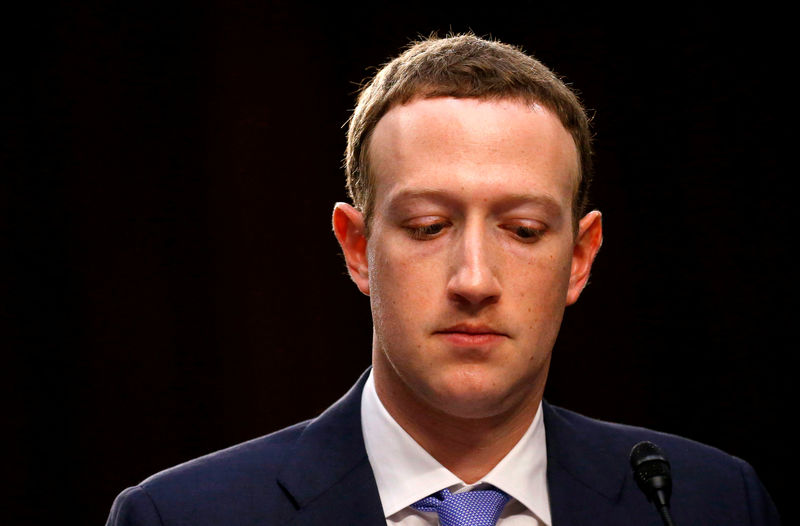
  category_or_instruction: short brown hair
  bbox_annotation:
[344,34,593,232]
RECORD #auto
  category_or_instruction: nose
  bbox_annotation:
[446,221,502,308]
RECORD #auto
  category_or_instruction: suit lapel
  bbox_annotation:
[276,379,648,525]
[277,369,385,526]
[543,401,637,526]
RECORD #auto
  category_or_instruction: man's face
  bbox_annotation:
[335,97,601,421]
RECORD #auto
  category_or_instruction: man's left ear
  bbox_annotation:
[566,210,603,305]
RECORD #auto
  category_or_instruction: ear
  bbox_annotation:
[332,202,370,296]
[566,210,603,306]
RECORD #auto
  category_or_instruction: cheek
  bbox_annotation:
[510,248,573,314]
[367,241,441,335]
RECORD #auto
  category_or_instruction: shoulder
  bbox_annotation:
[107,420,311,526]
[143,419,310,488]
[545,402,738,465]
[544,403,781,525]
[107,370,372,526]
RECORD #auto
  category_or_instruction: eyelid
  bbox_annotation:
[403,214,446,225]
[500,220,548,242]
[401,216,548,241]
[502,217,547,228]
[402,216,451,240]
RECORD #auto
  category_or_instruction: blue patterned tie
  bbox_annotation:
[411,487,510,526]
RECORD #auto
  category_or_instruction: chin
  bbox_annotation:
[426,373,517,420]
[429,392,513,420]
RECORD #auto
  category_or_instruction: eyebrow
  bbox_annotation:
[386,188,564,216]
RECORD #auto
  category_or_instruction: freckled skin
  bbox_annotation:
[368,98,595,417]
[333,97,602,480]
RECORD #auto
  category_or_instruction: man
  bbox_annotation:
[107,34,780,526]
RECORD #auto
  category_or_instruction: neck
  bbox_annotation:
[372,361,544,484]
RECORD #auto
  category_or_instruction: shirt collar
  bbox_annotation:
[360,370,551,525]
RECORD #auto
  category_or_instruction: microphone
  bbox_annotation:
[629,441,677,526]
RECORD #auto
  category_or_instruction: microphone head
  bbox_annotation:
[629,441,672,508]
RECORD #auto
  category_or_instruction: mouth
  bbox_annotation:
[434,323,508,346]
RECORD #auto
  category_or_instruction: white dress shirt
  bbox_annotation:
[361,371,551,526]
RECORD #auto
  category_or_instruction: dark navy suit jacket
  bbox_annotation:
[107,370,780,525]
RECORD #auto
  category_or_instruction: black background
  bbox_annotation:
[5,3,791,525]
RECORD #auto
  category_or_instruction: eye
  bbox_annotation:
[504,224,545,242]
[405,221,450,240]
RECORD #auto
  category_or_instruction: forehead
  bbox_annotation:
[367,97,580,211]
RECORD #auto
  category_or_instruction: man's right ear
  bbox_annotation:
[332,202,370,296]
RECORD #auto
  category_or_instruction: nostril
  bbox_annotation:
[446,272,502,307]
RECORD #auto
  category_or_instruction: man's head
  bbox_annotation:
[333,35,603,426]
[345,34,594,233]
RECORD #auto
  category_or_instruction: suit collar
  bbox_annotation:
[276,375,633,525]
[543,401,633,524]
[277,369,384,525]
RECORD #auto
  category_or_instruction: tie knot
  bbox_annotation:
[412,487,510,526]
